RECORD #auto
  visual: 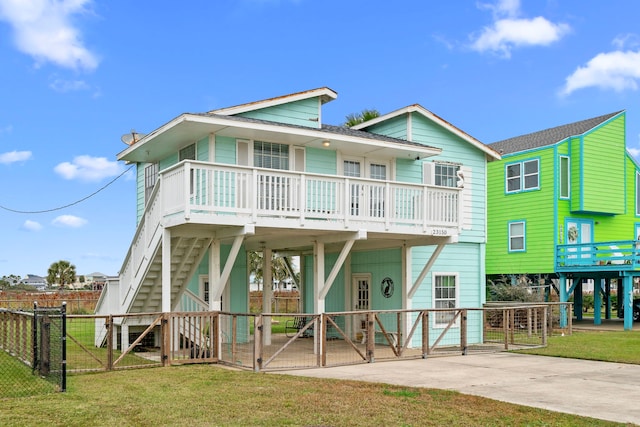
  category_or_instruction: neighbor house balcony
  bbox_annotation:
[556,240,640,273]
[158,161,463,236]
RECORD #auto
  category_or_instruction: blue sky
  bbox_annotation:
[1,0,639,278]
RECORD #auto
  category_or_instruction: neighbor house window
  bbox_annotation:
[509,221,526,252]
[144,163,158,203]
[254,141,289,170]
[560,156,570,199]
[433,274,458,327]
[636,172,640,216]
[435,163,460,188]
[506,159,539,193]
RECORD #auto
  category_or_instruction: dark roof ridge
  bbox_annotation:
[489,111,624,155]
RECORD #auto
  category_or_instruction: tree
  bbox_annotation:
[47,260,77,289]
[249,251,295,290]
[344,109,380,127]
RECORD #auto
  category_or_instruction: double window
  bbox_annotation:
[433,273,458,327]
[509,221,526,252]
[506,159,539,193]
[254,141,289,170]
[434,163,460,188]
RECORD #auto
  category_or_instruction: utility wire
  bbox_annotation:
[0,165,134,214]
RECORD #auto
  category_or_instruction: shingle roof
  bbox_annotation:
[488,111,624,155]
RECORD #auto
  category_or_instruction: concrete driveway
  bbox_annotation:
[278,353,640,425]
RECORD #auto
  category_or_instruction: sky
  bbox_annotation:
[1,0,640,278]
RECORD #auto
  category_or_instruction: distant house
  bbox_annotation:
[74,272,108,290]
[20,274,47,291]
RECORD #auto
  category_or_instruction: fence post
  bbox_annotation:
[502,309,508,350]
[61,302,67,392]
[106,315,113,370]
[542,306,548,346]
[422,311,430,358]
[32,302,38,373]
[321,314,327,367]
[366,312,375,363]
[254,315,263,372]
[161,313,170,367]
[567,303,573,334]
[460,309,467,355]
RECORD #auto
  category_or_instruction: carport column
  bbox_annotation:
[622,275,633,330]
[313,241,325,355]
[209,240,222,311]
[262,248,272,345]
[121,323,129,351]
[593,279,603,325]
[162,228,172,313]
[558,274,568,328]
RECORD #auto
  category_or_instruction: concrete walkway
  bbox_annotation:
[277,353,640,425]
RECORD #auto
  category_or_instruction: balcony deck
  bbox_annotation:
[556,240,640,273]
[159,161,463,237]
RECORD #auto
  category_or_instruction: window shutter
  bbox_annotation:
[422,162,434,185]
[237,140,250,166]
[293,147,305,172]
[461,166,472,230]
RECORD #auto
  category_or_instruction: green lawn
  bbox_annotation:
[0,351,57,398]
[0,364,621,427]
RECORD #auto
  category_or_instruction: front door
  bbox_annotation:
[566,219,593,263]
[352,274,371,341]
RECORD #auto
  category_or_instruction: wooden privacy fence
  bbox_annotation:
[15,303,570,374]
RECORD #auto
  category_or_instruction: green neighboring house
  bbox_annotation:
[486,110,640,329]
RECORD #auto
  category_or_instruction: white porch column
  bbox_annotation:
[313,241,325,314]
[121,323,129,351]
[262,248,272,345]
[209,240,222,311]
[162,228,171,313]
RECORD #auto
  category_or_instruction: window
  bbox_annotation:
[506,159,539,193]
[435,163,459,188]
[254,141,289,170]
[144,163,158,203]
[433,274,458,327]
[343,160,361,177]
[179,143,196,161]
[560,156,570,199]
[509,221,525,252]
[636,172,640,216]
[369,163,387,180]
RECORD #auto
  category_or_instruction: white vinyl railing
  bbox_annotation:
[160,161,462,232]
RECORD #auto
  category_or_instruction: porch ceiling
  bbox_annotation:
[169,223,456,254]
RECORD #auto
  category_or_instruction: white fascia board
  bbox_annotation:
[210,87,338,116]
[352,105,501,160]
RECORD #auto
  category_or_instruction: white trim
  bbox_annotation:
[210,87,338,116]
[352,105,501,160]
[208,133,215,162]
[431,272,459,328]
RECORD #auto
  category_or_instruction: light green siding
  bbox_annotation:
[395,158,422,184]
[237,98,320,128]
[364,115,407,140]
[214,136,237,165]
[305,147,336,175]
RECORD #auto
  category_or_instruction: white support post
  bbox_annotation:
[209,240,222,311]
[263,248,272,345]
[313,241,325,355]
[162,228,171,313]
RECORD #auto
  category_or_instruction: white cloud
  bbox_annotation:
[561,50,640,96]
[0,0,98,71]
[52,214,87,228]
[22,220,43,231]
[54,155,123,181]
[629,146,640,160]
[470,1,570,58]
[613,33,640,50]
[0,124,13,135]
[0,150,32,164]
[50,78,90,93]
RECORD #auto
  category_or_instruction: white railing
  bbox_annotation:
[160,161,463,233]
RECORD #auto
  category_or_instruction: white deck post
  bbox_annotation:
[162,228,171,313]
[209,240,222,311]
[263,248,272,345]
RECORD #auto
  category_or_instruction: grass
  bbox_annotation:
[519,329,640,364]
[0,351,56,398]
[0,364,622,427]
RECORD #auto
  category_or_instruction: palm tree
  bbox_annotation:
[344,109,380,127]
[249,251,293,291]
[47,260,77,290]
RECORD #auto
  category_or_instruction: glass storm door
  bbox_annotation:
[566,219,593,263]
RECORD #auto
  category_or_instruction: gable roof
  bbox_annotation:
[209,87,337,116]
[489,111,624,155]
[351,104,501,160]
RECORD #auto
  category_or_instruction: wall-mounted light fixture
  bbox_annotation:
[322,140,331,147]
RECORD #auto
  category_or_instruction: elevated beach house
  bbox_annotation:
[486,111,640,329]
[95,87,500,350]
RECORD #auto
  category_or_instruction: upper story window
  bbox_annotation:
[179,143,196,161]
[559,156,570,199]
[254,141,289,170]
[434,163,459,188]
[144,163,158,203]
[636,172,640,216]
[506,159,539,193]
